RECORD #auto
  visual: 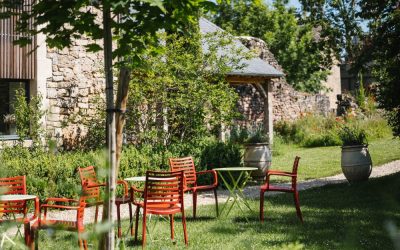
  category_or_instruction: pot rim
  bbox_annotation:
[244,142,270,146]
[341,144,368,149]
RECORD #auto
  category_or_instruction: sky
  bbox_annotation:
[265,0,302,9]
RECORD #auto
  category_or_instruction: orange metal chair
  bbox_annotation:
[169,156,218,218]
[131,170,188,248]
[29,197,87,250]
[78,166,133,238]
[0,176,39,245]
[260,156,303,223]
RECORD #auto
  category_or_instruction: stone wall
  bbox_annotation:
[45,38,105,148]
[238,36,331,122]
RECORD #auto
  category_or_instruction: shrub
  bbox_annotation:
[0,137,242,198]
[274,113,392,147]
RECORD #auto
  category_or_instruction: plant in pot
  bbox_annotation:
[242,124,271,181]
[339,125,372,182]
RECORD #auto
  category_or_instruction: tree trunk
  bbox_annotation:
[115,68,131,173]
[100,3,116,250]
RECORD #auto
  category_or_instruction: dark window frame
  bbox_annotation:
[0,78,30,140]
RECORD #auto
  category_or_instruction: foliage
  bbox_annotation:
[274,113,391,147]
[355,72,366,110]
[0,137,242,198]
[0,0,215,68]
[230,124,269,144]
[126,32,244,146]
[299,0,363,62]
[199,141,242,169]
[35,172,400,249]
[13,88,44,146]
[357,0,400,137]
[338,125,368,146]
[275,114,342,147]
[211,0,333,92]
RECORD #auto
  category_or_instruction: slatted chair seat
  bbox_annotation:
[260,156,303,223]
[169,156,219,218]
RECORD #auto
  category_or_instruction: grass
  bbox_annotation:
[26,172,400,249]
[272,138,400,181]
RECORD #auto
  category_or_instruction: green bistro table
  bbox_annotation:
[214,167,257,219]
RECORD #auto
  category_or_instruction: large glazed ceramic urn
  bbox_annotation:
[244,143,272,180]
[341,144,372,182]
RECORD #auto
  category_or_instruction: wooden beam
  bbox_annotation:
[226,75,271,84]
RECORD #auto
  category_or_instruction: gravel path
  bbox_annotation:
[4,160,400,236]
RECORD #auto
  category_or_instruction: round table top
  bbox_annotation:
[214,167,258,172]
[125,176,146,182]
[125,176,176,182]
[0,194,37,201]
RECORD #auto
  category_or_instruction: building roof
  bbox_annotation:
[199,18,284,78]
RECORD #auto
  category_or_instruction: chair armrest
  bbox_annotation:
[44,197,79,204]
[130,186,144,205]
[41,204,80,210]
[25,196,40,222]
[117,180,129,196]
[196,169,218,187]
[86,182,107,188]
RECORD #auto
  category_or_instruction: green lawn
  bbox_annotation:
[29,171,400,249]
[272,138,400,180]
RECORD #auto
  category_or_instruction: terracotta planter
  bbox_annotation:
[341,144,372,182]
[244,143,271,180]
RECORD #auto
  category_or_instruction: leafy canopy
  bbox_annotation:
[126,31,249,146]
[211,0,334,93]
[299,0,363,62]
[357,0,400,137]
[0,0,215,67]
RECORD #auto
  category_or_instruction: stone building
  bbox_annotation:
[0,16,340,147]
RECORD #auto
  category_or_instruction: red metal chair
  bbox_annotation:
[169,156,218,218]
[131,170,188,248]
[260,156,303,223]
[0,176,39,245]
[78,166,133,238]
[29,197,87,250]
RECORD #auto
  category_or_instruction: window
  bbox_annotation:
[0,79,29,138]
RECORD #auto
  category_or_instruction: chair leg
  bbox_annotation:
[78,233,88,250]
[169,214,174,240]
[142,212,147,249]
[117,203,122,238]
[24,220,30,246]
[293,191,303,223]
[95,205,99,224]
[182,212,188,246]
[213,188,219,217]
[135,206,140,242]
[129,203,133,236]
[193,191,197,218]
[33,229,38,250]
[29,227,36,250]
[260,190,265,222]
[78,235,84,250]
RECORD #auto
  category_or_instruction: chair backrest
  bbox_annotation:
[78,166,100,201]
[0,176,26,195]
[292,156,301,174]
[169,157,196,186]
[143,171,185,209]
[0,176,27,216]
